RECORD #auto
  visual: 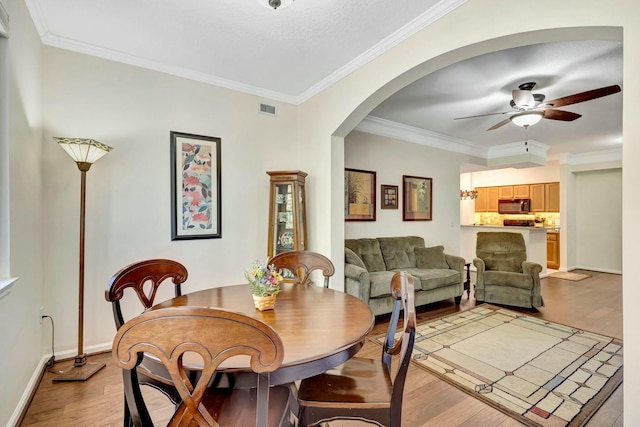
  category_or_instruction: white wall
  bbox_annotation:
[344,131,464,254]
[40,47,299,353]
[0,0,45,424]
[469,161,561,187]
[3,1,640,425]
[574,168,622,272]
[296,2,638,423]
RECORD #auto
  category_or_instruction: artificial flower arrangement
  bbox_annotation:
[244,259,283,297]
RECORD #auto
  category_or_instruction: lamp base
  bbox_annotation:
[52,354,106,382]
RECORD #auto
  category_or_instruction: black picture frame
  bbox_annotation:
[344,168,376,221]
[402,175,432,221]
[381,185,398,209]
[170,131,222,240]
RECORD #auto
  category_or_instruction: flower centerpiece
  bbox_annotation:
[245,259,283,311]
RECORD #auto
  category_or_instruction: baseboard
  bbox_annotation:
[566,266,622,275]
[8,342,113,426]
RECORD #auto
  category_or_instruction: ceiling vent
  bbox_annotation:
[258,102,277,117]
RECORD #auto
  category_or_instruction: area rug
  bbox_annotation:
[549,272,592,281]
[378,305,622,427]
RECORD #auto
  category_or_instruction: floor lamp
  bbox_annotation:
[53,137,113,382]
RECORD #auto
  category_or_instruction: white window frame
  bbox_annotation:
[0,0,16,299]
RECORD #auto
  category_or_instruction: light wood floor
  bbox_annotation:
[20,269,622,426]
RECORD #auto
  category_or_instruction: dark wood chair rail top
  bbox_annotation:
[150,283,375,384]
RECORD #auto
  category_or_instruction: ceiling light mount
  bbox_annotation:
[510,111,544,128]
[257,0,295,10]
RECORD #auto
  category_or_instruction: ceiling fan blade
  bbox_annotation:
[542,109,582,121]
[454,111,512,120]
[545,84,621,108]
[487,118,511,131]
[512,89,535,109]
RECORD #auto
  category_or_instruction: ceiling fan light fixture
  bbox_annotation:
[510,111,544,127]
[257,0,294,9]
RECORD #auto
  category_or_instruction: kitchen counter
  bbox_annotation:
[461,224,551,231]
[460,225,549,276]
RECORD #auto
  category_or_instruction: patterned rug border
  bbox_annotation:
[372,304,622,427]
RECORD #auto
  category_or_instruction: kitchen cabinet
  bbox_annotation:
[498,186,514,199]
[545,182,560,212]
[547,231,560,269]
[475,182,559,213]
[474,187,487,212]
[267,170,307,257]
[514,184,530,198]
[475,187,499,212]
[487,187,499,211]
[529,184,546,212]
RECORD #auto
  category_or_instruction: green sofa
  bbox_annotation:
[344,236,465,315]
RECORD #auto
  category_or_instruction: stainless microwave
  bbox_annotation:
[498,198,530,214]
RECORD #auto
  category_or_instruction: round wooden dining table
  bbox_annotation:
[150,282,375,386]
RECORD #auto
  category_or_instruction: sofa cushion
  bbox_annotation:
[378,236,425,270]
[415,246,448,269]
[483,253,525,272]
[401,268,460,291]
[345,238,386,272]
[369,271,398,298]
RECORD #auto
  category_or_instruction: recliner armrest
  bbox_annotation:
[522,261,542,277]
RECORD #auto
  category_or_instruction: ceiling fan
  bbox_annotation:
[454,82,621,131]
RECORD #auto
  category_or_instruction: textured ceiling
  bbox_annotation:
[26,0,622,159]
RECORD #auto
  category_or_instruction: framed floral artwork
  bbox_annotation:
[402,175,432,221]
[170,131,222,240]
[381,184,398,209]
[345,168,376,221]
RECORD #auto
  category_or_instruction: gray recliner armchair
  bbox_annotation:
[473,232,543,308]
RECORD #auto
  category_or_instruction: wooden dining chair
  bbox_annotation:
[296,271,416,427]
[269,250,335,287]
[105,259,189,426]
[112,306,292,427]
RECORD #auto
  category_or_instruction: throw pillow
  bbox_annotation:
[345,247,366,269]
[415,246,449,269]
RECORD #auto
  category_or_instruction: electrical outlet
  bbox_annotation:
[40,306,44,324]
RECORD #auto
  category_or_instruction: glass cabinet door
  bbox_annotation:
[267,171,307,257]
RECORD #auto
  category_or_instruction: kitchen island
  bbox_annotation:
[460,225,550,277]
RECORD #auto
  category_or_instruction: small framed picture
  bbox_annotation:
[345,168,376,221]
[381,185,398,209]
[403,175,432,221]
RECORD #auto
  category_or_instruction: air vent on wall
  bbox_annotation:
[258,102,277,117]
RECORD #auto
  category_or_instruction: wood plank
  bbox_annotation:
[20,270,622,427]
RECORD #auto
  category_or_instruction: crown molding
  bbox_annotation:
[295,0,468,104]
[559,147,622,165]
[355,115,486,157]
[25,0,466,105]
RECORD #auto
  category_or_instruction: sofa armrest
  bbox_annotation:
[344,263,371,305]
[444,253,464,274]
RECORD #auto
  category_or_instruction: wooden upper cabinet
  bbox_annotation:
[529,184,546,212]
[475,187,487,212]
[474,182,559,213]
[487,187,500,212]
[498,186,513,199]
[545,182,560,212]
[514,184,530,198]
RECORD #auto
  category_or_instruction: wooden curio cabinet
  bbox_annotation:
[267,171,308,257]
